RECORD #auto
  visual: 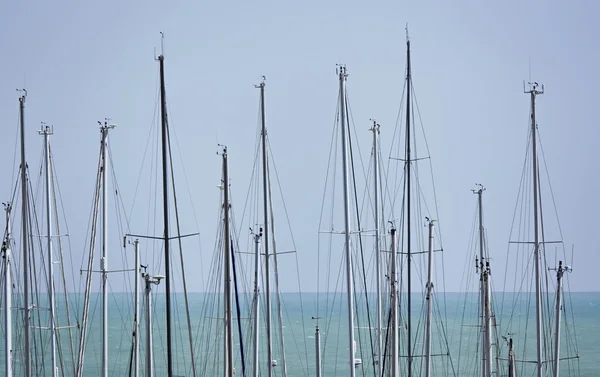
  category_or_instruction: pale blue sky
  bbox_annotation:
[0,1,598,292]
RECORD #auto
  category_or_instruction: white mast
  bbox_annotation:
[424,219,434,377]
[255,78,275,376]
[552,261,569,377]
[315,326,322,377]
[338,65,356,377]
[39,124,58,377]
[371,120,383,375]
[526,81,544,377]
[100,121,113,377]
[143,268,163,377]
[2,203,13,377]
[19,92,31,377]
[252,229,262,377]
[390,226,398,377]
[222,147,234,377]
[133,239,140,377]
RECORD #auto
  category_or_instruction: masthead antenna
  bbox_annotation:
[160,31,164,55]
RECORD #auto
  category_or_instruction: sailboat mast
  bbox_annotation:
[552,261,568,377]
[405,38,413,377]
[134,239,140,377]
[157,53,175,377]
[252,230,262,377]
[257,78,274,377]
[3,203,13,377]
[338,65,356,377]
[527,81,544,377]
[222,147,234,377]
[424,220,434,377]
[475,186,492,377]
[19,93,31,377]
[41,125,58,377]
[100,122,110,377]
[390,226,399,377]
[371,121,382,376]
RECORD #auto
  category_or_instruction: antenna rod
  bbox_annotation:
[405,38,413,377]
[3,204,13,377]
[338,65,356,377]
[41,124,58,377]
[19,93,31,377]
[158,53,174,377]
[257,79,274,377]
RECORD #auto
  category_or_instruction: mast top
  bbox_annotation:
[17,88,27,101]
[37,122,54,136]
[524,81,544,95]
[471,183,485,195]
[336,64,348,79]
[369,119,380,133]
[255,76,266,88]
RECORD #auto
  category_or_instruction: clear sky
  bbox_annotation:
[0,0,598,293]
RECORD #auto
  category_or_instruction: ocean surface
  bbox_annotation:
[1,292,598,376]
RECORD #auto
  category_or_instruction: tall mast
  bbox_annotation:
[143,268,162,377]
[338,65,356,377]
[100,121,111,377]
[552,261,568,377]
[157,52,174,377]
[252,229,262,377]
[19,92,31,377]
[390,226,398,377]
[405,38,413,377]
[526,81,544,377]
[371,121,382,376]
[424,220,435,377]
[133,239,140,377]
[40,124,57,377]
[222,147,234,377]
[256,78,274,377]
[3,203,13,377]
[474,185,492,377]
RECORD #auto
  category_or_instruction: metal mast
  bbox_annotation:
[133,240,140,377]
[474,185,492,377]
[3,203,13,377]
[143,268,162,377]
[100,121,111,377]
[252,229,262,377]
[526,81,544,377]
[256,78,274,377]
[424,220,435,377]
[157,52,175,377]
[552,261,569,377]
[40,124,58,377]
[19,93,31,377]
[338,65,356,377]
[404,38,414,377]
[390,226,399,377]
[222,147,234,377]
[371,121,383,375]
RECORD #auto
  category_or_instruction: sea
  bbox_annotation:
[1,292,598,376]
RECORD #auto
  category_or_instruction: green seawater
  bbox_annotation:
[2,292,598,376]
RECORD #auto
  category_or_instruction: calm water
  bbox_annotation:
[2,292,598,376]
